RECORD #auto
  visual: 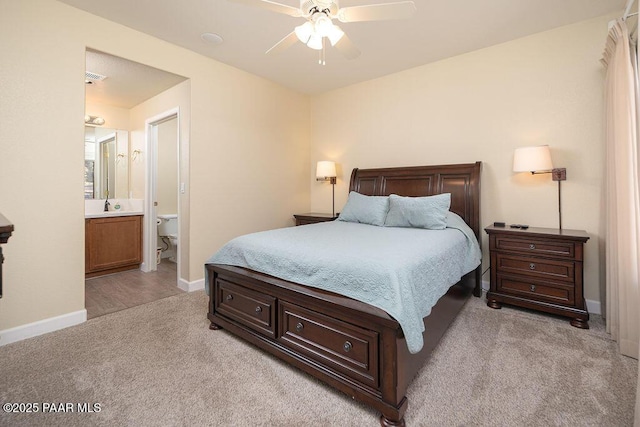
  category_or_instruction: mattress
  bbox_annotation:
[207,212,481,353]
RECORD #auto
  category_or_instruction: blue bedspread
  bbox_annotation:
[206,213,481,354]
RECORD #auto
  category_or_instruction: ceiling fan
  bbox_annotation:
[229,0,417,64]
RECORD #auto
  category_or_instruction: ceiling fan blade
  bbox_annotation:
[337,1,416,23]
[266,31,299,55]
[228,0,302,17]
[334,34,361,60]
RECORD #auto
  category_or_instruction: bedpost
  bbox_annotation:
[473,266,482,297]
[473,161,482,297]
[207,265,224,330]
[349,168,359,192]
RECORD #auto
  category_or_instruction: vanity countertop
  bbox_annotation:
[85,199,144,219]
[85,211,144,219]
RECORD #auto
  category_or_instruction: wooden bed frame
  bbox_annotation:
[207,162,482,426]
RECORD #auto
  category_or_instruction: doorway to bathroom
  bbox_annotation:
[147,112,180,278]
[83,48,188,320]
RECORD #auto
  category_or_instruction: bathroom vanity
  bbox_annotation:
[85,214,142,278]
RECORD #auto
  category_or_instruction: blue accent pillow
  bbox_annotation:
[338,192,389,226]
[384,193,451,230]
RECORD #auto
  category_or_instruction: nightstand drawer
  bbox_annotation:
[497,275,574,305]
[215,278,276,338]
[296,218,324,226]
[293,213,338,226]
[493,236,576,259]
[496,254,575,283]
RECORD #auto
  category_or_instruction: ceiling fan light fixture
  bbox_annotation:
[295,21,313,43]
[313,13,333,37]
[327,25,344,46]
[307,33,323,50]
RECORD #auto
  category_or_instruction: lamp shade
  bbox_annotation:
[307,33,323,50]
[513,145,553,172]
[327,25,345,46]
[316,161,336,179]
[295,21,313,43]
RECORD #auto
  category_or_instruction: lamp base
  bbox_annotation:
[552,169,566,230]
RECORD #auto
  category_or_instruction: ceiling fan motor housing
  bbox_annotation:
[301,0,338,16]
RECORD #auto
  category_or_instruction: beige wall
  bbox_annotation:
[0,0,311,331]
[310,15,610,304]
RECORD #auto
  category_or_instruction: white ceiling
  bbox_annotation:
[66,0,626,95]
[85,48,187,109]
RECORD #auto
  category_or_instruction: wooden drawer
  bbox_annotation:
[278,301,379,389]
[215,278,276,338]
[493,235,576,259]
[495,253,575,283]
[497,274,575,306]
[296,219,320,226]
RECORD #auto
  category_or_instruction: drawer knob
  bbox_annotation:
[530,285,536,292]
[529,244,536,250]
[226,294,233,301]
[343,341,353,352]
[255,306,262,313]
[295,322,304,333]
[529,263,536,270]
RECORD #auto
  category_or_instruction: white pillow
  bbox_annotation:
[337,192,389,226]
[384,193,451,229]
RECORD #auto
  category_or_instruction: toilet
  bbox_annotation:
[157,214,178,262]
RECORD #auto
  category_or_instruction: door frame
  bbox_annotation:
[141,107,180,285]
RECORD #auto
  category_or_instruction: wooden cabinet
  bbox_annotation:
[293,213,338,226]
[85,215,142,278]
[0,212,14,298]
[485,225,590,328]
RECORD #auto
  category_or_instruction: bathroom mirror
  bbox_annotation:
[84,126,129,199]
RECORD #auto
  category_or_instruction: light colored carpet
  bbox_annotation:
[0,291,636,426]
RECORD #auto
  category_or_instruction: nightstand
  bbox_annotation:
[485,225,590,329]
[293,213,338,226]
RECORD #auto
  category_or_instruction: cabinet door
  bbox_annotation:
[86,216,142,272]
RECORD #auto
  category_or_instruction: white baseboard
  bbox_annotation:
[0,309,87,346]
[586,299,601,315]
[481,279,601,315]
[178,278,204,292]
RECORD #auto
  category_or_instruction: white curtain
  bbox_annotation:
[601,18,640,425]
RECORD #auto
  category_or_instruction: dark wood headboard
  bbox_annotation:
[349,162,482,241]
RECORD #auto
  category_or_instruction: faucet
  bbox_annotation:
[104,198,110,212]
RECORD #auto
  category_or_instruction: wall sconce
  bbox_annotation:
[132,149,142,161]
[84,115,105,126]
[316,160,337,217]
[513,145,567,229]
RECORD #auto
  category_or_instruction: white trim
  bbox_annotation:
[586,299,601,315]
[142,108,180,274]
[178,278,204,292]
[481,279,490,291]
[0,310,86,346]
